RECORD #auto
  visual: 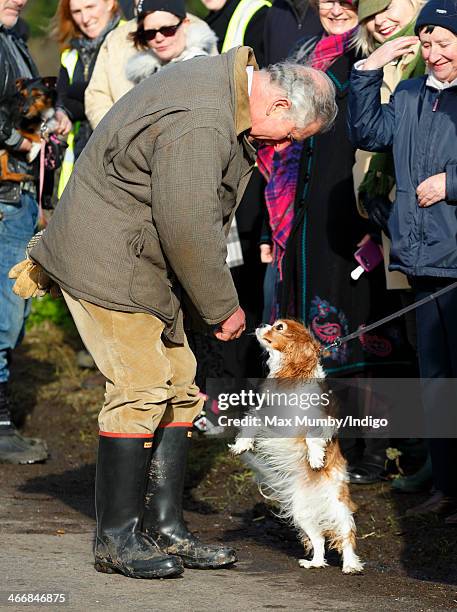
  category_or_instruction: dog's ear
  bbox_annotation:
[41,76,57,91]
[15,78,26,93]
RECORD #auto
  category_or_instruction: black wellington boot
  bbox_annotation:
[94,434,184,578]
[143,425,237,569]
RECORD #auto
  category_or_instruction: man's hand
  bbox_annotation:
[214,306,246,341]
[417,173,446,207]
[260,244,273,263]
[362,36,419,71]
[55,109,72,136]
[8,259,60,299]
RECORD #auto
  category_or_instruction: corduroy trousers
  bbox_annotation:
[62,290,203,434]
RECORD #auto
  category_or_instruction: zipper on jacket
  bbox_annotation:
[432,91,441,112]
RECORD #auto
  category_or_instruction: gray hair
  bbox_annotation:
[263,62,338,133]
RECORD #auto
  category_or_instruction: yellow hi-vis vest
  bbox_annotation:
[57,48,80,198]
[221,0,271,53]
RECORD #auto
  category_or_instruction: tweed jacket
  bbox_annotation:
[31,47,258,344]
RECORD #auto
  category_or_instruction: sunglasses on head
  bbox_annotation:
[143,19,183,41]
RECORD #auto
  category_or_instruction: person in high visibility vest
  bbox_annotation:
[204,0,271,66]
[51,0,125,198]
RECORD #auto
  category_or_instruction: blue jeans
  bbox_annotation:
[0,191,38,383]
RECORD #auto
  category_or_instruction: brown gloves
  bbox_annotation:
[8,258,60,299]
[8,231,60,299]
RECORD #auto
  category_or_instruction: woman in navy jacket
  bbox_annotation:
[348,0,457,521]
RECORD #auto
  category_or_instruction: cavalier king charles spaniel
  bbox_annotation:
[230,319,363,574]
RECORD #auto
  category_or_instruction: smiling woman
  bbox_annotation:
[51,0,123,196]
[318,0,358,35]
[352,0,426,265]
[356,0,424,54]
[419,24,457,82]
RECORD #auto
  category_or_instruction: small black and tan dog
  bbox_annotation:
[0,76,57,182]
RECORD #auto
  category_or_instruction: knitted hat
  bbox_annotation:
[415,0,457,36]
[357,0,391,23]
[137,0,186,19]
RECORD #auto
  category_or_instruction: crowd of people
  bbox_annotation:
[1,0,457,579]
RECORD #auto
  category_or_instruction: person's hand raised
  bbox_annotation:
[362,36,419,71]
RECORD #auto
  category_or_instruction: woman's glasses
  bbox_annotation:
[143,19,183,41]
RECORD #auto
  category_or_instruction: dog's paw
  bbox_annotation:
[228,438,254,455]
[298,558,328,569]
[307,449,325,470]
[342,557,364,574]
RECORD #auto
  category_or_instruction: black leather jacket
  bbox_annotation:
[0,23,38,202]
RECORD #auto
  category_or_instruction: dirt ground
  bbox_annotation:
[2,321,457,610]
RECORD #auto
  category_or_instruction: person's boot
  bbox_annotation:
[143,425,237,569]
[0,382,48,464]
[391,454,433,493]
[94,433,184,578]
[347,453,387,485]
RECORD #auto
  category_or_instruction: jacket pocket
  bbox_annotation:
[0,181,21,204]
[128,227,180,321]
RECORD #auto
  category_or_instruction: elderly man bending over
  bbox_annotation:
[18,47,336,579]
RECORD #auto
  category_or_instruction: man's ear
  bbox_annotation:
[266,97,292,116]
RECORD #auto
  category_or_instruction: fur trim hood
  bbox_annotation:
[125,20,218,85]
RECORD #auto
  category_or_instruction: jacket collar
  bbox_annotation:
[233,46,258,136]
[426,73,457,90]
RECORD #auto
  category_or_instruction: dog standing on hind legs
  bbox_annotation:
[230,319,364,574]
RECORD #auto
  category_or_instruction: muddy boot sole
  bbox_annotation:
[94,559,184,579]
[181,556,237,569]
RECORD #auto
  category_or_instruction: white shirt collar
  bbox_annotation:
[426,73,457,90]
[246,65,254,95]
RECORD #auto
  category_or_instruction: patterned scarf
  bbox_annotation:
[309,25,358,72]
[257,141,303,278]
[258,26,358,279]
